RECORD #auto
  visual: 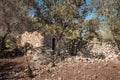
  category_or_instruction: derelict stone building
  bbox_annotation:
[43,35,66,51]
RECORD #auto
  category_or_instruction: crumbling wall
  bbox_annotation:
[79,42,120,60]
[17,31,43,48]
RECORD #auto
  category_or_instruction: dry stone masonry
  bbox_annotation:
[17,31,120,66]
[19,31,43,48]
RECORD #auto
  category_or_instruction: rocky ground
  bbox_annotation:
[0,43,120,80]
[0,54,120,80]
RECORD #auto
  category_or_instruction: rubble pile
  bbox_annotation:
[31,42,120,68]
[89,43,119,61]
[17,31,43,48]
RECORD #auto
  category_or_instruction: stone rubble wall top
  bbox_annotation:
[17,31,43,48]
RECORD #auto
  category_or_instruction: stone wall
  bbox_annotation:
[79,42,120,60]
[17,31,43,48]
[43,36,55,49]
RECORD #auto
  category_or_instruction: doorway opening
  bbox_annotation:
[52,38,56,50]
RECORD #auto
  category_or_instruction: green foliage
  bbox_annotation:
[27,0,87,39]
[100,31,114,42]
[1,0,120,53]
[64,28,80,39]
[91,0,120,41]
[5,35,17,49]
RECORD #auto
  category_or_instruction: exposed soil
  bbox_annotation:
[0,55,33,80]
[0,54,120,80]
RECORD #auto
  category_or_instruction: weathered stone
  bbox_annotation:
[17,31,43,48]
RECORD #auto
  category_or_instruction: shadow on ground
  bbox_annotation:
[0,61,25,80]
[0,47,25,59]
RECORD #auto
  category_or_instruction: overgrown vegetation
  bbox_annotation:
[0,0,120,62]
[0,0,120,79]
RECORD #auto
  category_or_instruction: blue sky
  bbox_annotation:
[85,12,94,20]
[86,0,91,5]
[85,0,94,20]
[28,0,95,20]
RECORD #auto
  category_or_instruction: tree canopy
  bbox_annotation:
[26,0,88,40]
[0,0,120,51]
[91,0,120,40]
